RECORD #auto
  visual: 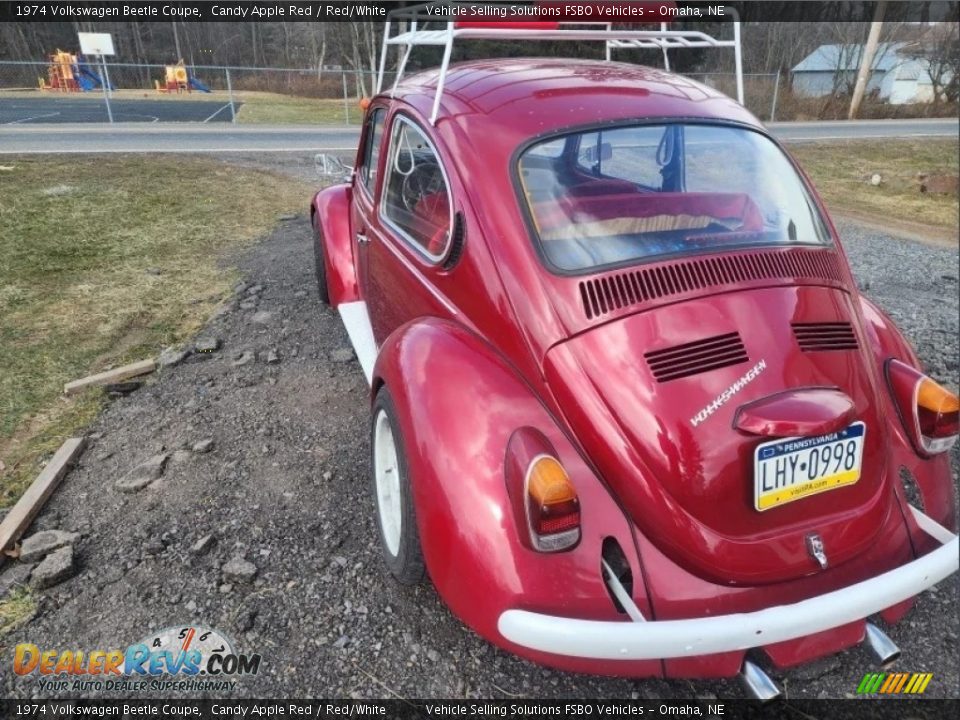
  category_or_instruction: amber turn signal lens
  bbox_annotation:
[527,456,576,505]
[526,456,580,552]
[359,97,371,110]
[917,378,960,414]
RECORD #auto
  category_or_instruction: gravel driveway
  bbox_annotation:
[1,159,957,700]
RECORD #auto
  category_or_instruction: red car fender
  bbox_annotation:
[311,184,358,306]
[857,296,957,539]
[371,318,663,677]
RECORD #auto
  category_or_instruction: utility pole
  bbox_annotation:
[848,1,887,119]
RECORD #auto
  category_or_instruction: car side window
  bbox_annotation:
[360,109,386,196]
[382,118,452,260]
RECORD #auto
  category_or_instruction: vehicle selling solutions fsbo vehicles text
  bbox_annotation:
[425,3,725,18]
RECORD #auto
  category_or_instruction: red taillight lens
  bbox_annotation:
[525,455,581,552]
[887,359,959,455]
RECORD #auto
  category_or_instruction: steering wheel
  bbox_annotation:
[401,162,444,212]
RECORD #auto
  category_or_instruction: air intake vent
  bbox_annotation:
[579,249,844,320]
[645,332,748,383]
[792,322,859,351]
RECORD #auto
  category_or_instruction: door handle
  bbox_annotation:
[356,232,371,244]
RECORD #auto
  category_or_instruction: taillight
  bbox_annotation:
[887,359,959,455]
[917,377,960,453]
[525,455,581,552]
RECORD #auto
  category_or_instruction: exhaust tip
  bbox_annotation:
[865,622,901,666]
[740,660,783,702]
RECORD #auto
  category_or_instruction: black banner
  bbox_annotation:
[1,700,960,719]
[0,1,957,24]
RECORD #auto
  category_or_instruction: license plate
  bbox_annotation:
[753,422,866,511]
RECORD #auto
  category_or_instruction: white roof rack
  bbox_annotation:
[375,1,743,124]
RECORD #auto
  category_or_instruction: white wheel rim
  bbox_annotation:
[373,410,402,557]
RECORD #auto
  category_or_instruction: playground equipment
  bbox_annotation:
[156,60,212,94]
[39,49,114,92]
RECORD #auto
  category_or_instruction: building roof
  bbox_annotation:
[792,42,905,73]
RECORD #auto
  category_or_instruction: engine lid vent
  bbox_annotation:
[645,331,749,383]
[792,322,859,352]
[579,249,844,320]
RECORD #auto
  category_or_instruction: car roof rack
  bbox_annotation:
[375,1,743,124]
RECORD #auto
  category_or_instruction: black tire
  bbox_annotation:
[370,387,426,585]
[312,214,331,305]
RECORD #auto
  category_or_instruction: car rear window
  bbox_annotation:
[518,123,830,273]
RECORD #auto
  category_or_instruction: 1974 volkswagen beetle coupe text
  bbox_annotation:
[308,22,959,695]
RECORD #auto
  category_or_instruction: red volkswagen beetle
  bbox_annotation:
[309,58,959,695]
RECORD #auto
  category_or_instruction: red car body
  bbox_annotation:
[310,59,958,683]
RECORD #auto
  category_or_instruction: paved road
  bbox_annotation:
[0,96,238,124]
[0,118,955,154]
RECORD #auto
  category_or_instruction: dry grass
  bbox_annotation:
[790,138,959,235]
[0,587,36,638]
[0,155,314,507]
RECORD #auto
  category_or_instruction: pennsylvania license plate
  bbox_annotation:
[753,422,866,512]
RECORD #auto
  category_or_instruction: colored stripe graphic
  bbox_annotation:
[858,672,933,694]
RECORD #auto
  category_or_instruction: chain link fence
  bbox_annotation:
[0,59,782,125]
[0,60,396,125]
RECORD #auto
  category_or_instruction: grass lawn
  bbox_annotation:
[790,138,959,237]
[0,155,314,509]
[234,92,361,125]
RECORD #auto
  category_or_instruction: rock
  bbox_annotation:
[116,454,169,493]
[427,649,440,663]
[246,285,264,295]
[236,609,257,633]
[30,546,75,589]
[232,351,255,367]
[239,300,257,311]
[278,214,298,221]
[330,348,355,363]
[233,282,249,295]
[0,563,34,598]
[265,349,280,364]
[251,311,273,326]
[869,173,882,186]
[222,557,257,583]
[143,538,164,556]
[192,439,214,454]
[185,600,198,612]
[194,337,221,354]
[158,346,189,368]
[144,266,162,276]
[19,530,80,563]
[294,290,307,299]
[219,583,233,594]
[191,535,216,555]
[105,381,143,397]
[170,449,192,466]
[333,635,350,649]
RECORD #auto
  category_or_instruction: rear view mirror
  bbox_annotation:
[315,153,352,180]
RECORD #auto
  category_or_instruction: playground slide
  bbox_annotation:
[75,62,115,91]
[188,77,212,93]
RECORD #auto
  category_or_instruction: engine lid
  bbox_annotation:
[544,284,897,585]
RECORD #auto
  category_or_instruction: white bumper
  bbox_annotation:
[498,509,958,661]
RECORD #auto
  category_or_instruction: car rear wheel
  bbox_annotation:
[312,214,330,305]
[370,388,425,585]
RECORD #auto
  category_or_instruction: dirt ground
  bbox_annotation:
[0,153,957,700]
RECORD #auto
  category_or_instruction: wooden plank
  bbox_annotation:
[63,359,156,395]
[0,437,86,560]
